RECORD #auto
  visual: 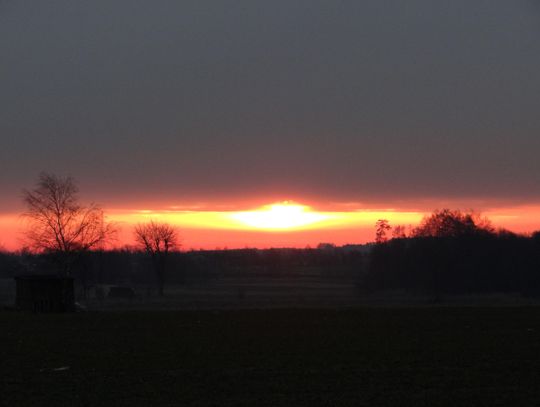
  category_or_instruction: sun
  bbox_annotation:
[229,202,331,230]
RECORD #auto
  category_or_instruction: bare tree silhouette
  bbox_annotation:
[22,172,115,275]
[134,221,180,296]
[375,219,391,244]
[392,225,407,239]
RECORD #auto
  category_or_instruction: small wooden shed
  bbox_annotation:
[15,275,75,313]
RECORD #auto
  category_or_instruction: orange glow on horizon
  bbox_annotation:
[107,202,425,233]
[230,202,333,230]
[4,201,540,251]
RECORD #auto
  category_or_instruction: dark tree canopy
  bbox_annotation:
[412,209,494,238]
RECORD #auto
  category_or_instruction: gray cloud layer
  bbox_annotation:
[1,1,540,210]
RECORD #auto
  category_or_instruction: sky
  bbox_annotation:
[1,1,540,249]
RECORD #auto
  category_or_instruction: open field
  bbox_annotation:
[4,276,539,311]
[2,307,540,406]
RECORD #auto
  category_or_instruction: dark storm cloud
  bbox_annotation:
[1,0,540,210]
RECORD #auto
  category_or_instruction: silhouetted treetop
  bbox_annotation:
[134,221,179,256]
[134,220,180,296]
[375,219,391,243]
[412,209,494,238]
[22,172,115,274]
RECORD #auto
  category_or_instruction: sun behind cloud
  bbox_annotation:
[229,202,332,230]
[107,201,426,235]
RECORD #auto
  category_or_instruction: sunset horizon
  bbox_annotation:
[4,2,540,404]
[3,193,540,251]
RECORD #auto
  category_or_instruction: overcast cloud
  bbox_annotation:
[1,1,540,210]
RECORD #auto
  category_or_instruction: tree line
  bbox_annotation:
[367,210,540,299]
[5,172,540,299]
[20,172,179,296]
[11,173,363,296]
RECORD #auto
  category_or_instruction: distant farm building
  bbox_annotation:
[15,275,75,313]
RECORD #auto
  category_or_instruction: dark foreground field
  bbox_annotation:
[2,307,540,407]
